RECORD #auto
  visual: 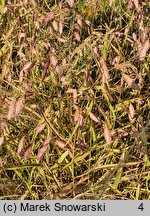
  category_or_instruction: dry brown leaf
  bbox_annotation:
[37,144,48,161]
[7,100,16,120]
[15,96,25,115]
[17,136,25,156]
[103,123,112,144]
[36,123,46,133]
[74,31,80,42]
[24,146,32,161]
[55,140,66,149]
[128,104,135,120]
[99,58,110,81]
[88,112,100,124]
[138,39,149,61]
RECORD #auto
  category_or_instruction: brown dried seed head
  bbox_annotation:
[68,150,73,158]
[109,0,115,6]
[138,39,149,61]
[128,104,135,120]
[122,74,140,90]
[67,0,74,7]
[128,0,134,9]
[88,112,100,124]
[122,73,133,86]
[34,21,40,29]
[43,136,51,146]
[7,100,16,120]
[0,122,5,130]
[17,136,25,156]
[74,31,80,42]
[31,0,37,7]
[0,137,4,146]
[74,107,84,126]
[132,33,137,41]
[42,60,50,81]
[99,58,110,81]
[52,20,59,32]
[44,12,55,23]
[133,0,140,11]
[0,157,3,167]
[50,54,58,67]
[18,32,25,43]
[47,26,54,36]
[22,62,34,74]
[74,107,80,124]
[36,123,46,133]
[37,144,48,161]
[66,89,78,107]
[77,18,82,28]
[58,21,63,35]
[15,96,25,115]
[73,89,78,107]
[103,123,112,144]
[55,140,66,149]
[24,146,32,161]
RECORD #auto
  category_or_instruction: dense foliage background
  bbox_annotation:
[0,0,149,199]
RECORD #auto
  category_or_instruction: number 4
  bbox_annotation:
[138,203,144,211]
